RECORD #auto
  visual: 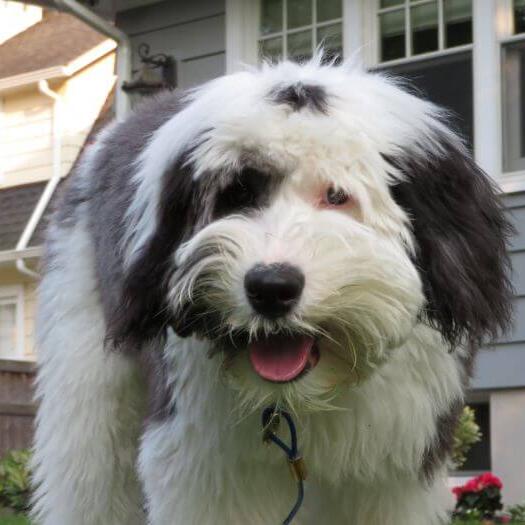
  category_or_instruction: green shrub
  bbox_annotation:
[452,405,482,468]
[0,450,31,513]
[508,501,525,522]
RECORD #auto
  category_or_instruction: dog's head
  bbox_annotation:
[109,59,512,411]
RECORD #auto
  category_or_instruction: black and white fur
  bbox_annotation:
[31,57,512,525]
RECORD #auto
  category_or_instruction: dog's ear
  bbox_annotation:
[389,135,514,348]
[107,161,198,352]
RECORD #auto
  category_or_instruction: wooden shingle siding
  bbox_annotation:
[117,0,226,90]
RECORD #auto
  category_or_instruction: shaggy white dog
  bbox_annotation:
[31,57,512,525]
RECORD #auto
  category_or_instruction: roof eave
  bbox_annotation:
[0,246,43,264]
[0,38,116,94]
[0,66,68,93]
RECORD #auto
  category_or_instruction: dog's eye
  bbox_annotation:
[325,186,349,206]
[233,184,255,207]
[214,169,270,218]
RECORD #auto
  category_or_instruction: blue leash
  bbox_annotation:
[261,405,306,525]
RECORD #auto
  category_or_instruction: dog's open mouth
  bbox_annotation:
[249,334,320,383]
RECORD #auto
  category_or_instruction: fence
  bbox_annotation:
[0,359,36,456]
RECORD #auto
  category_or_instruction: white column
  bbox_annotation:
[343,0,365,64]
[226,0,259,72]
[473,0,502,179]
[490,390,525,505]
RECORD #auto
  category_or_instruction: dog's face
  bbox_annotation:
[112,59,512,412]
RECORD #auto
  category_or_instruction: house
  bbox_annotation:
[0,1,115,453]
[3,0,525,506]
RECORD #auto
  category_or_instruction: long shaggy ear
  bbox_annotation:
[107,161,197,352]
[389,136,514,348]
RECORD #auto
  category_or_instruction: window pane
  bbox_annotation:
[317,23,342,62]
[0,301,17,358]
[445,0,472,47]
[460,403,491,472]
[288,0,311,29]
[381,0,403,7]
[288,30,312,62]
[515,0,525,34]
[411,2,438,56]
[380,10,405,61]
[382,52,473,147]
[317,0,342,22]
[502,41,525,171]
[261,0,282,36]
[259,37,283,62]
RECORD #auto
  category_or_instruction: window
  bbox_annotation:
[382,52,473,146]
[374,1,473,146]
[502,1,525,172]
[0,286,23,359]
[378,0,472,63]
[516,0,525,34]
[458,402,491,473]
[258,0,343,62]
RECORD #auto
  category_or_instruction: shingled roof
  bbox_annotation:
[0,11,108,80]
[0,182,48,251]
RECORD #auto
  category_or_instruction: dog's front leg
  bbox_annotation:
[300,473,453,525]
[139,414,306,525]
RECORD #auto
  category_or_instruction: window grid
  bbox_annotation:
[0,297,18,359]
[515,0,525,34]
[258,0,343,61]
[377,0,472,64]
[0,286,23,359]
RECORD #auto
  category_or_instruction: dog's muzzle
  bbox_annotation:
[243,263,319,383]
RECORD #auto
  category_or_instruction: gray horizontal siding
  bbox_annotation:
[116,0,225,90]
[472,344,525,390]
[472,191,525,390]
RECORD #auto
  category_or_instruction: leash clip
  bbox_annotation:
[288,456,307,482]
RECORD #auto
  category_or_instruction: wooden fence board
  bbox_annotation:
[0,359,36,456]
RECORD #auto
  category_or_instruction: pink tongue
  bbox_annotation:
[249,335,315,383]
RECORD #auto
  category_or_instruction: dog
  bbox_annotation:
[31,57,513,525]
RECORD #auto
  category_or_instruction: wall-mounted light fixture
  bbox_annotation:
[122,43,176,96]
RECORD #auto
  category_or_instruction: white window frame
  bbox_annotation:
[0,285,24,360]
[497,0,525,190]
[364,0,473,68]
[226,0,364,71]
[225,0,525,192]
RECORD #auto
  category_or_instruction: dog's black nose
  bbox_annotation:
[244,263,304,318]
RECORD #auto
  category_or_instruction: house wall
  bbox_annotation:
[0,88,55,187]
[472,191,525,390]
[116,0,225,90]
[60,52,116,172]
[0,52,115,189]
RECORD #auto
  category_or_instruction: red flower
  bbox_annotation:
[478,472,503,490]
[450,472,503,500]
[452,486,464,498]
[464,479,479,492]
